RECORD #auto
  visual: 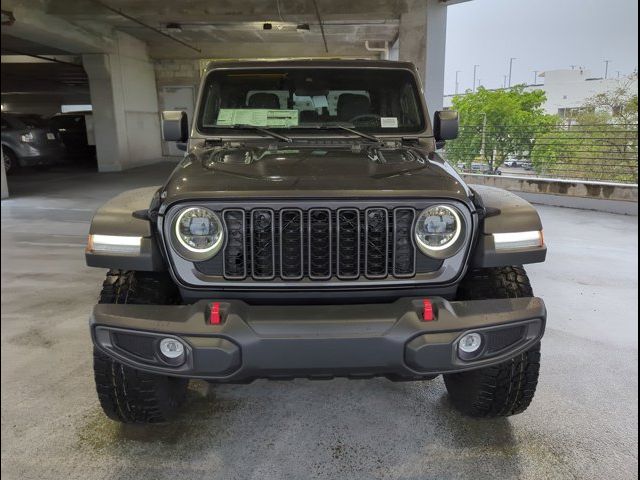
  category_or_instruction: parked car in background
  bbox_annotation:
[49,111,96,163]
[522,161,534,171]
[469,162,485,173]
[1,112,66,173]
[503,158,519,167]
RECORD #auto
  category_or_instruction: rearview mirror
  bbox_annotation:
[161,110,189,142]
[433,110,459,142]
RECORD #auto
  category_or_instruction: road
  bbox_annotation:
[1,163,637,480]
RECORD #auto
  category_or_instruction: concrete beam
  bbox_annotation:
[47,0,404,23]
[146,42,381,59]
[0,55,82,64]
[399,0,447,118]
[1,1,115,54]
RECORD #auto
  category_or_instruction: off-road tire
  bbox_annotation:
[98,269,181,305]
[457,265,533,300]
[444,266,541,418]
[93,348,188,423]
[94,270,187,423]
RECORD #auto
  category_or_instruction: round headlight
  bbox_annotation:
[415,205,464,258]
[173,207,224,260]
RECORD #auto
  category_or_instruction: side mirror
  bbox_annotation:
[433,110,459,142]
[175,142,187,152]
[161,110,189,142]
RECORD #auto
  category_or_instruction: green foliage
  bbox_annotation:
[446,86,556,170]
[530,75,638,183]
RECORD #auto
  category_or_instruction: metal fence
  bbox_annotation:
[442,124,639,184]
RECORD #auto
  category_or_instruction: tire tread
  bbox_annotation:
[93,270,186,423]
[444,266,541,418]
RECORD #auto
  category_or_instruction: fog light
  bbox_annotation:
[459,333,483,355]
[159,338,185,364]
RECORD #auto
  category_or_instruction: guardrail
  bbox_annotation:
[443,123,638,184]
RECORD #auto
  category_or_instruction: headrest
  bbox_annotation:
[247,93,280,109]
[337,94,371,121]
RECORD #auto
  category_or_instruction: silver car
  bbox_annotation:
[1,113,67,173]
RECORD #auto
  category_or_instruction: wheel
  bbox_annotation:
[444,266,541,418]
[2,147,18,175]
[98,269,181,305]
[93,348,188,423]
[93,270,187,423]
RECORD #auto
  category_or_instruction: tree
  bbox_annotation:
[581,73,638,125]
[530,75,638,183]
[445,86,556,171]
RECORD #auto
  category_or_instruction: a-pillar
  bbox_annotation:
[399,0,448,118]
[83,32,162,172]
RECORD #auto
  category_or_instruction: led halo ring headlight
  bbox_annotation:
[414,204,466,259]
[171,206,224,261]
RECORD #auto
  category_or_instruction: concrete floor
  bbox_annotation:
[1,163,638,480]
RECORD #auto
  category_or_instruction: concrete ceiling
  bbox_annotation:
[0,55,90,112]
[2,0,405,59]
[1,55,89,95]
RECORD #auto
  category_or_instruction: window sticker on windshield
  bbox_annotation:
[380,117,399,128]
[216,109,299,127]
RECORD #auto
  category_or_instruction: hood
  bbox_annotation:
[160,144,471,206]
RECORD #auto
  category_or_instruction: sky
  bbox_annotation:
[444,0,639,94]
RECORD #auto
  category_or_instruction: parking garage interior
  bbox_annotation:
[1,1,638,479]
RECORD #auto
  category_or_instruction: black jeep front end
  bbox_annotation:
[85,59,547,423]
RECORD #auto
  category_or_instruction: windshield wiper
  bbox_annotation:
[325,124,381,143]
[217,124,292,143]
[293,123,382,144]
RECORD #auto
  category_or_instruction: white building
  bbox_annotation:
[443,69,638,118]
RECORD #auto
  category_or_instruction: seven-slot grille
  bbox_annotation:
[220,207,416,281]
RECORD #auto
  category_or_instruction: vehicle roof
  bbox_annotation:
[203,58,418,74]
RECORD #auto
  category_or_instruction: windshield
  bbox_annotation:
[197,67,426,135]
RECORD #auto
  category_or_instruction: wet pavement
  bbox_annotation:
[1,163,637,479]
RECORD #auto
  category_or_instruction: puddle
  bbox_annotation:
[8,327,55,349]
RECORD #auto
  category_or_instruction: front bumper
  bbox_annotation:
[91,297,546,382]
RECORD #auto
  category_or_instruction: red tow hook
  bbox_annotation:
[209,302,222,325]
[422,299,434,322]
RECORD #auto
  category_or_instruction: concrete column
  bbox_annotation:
[399,0,448,118]
[83,32,162,172]
[1,146,9,199]
[388,38,400,61]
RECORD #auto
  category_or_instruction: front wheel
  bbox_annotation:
[444,266,542,418]
[94,348,188,423]
[2,148,18,174]
[93,270,187,423]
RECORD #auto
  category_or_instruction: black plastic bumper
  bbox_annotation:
[90,297,546,382]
